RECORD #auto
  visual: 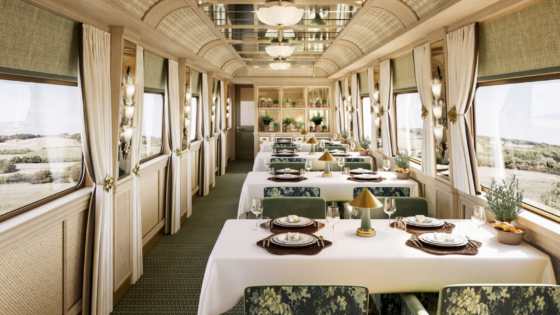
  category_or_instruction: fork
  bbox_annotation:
[412,235,424,247]
[318,236,325,248]
[466,236,478,248]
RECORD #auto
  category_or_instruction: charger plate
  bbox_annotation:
[405,235,481,256]
[257,238,332,255]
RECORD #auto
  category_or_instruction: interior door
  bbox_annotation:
[235,86,255,159]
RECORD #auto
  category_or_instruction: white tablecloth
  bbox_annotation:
[238,171,418,219]
[253,152,374,172]
[198,220,556,315]
[260,141,349,152]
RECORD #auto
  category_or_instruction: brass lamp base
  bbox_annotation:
[309,152,316,155]
[356,228,376,237]
[322,172,333,177]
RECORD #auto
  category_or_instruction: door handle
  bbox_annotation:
[236,127,243,133]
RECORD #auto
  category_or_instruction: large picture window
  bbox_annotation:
[140,92,164,161]
[0,78,84,218]
[361,96,373,143]
[475,78,560,218]
[190,96,199,141]
[395,92,423,161]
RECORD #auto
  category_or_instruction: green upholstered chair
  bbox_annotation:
[274,137,293,141]
[332,162,372,171]
[269,162,305,171]
[270,158,306,162]
[345,197,426,219]
[244,285,369,315]
[316,145,347,152]
[262,197,326,219]
[317,137,332,141]
[354,187,410,198]
[263,187,320,197]
[272,145,297,151]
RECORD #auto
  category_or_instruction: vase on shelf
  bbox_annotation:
[315,125,322,132]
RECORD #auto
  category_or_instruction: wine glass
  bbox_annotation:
[338,158,345,172]
[327,206,340,242]
[251,198,263,231]
[471,206,486,237]
[351,142,356,152]
[333,133,338,141]
[264,157,271,169]
[319,141,325,152]
[384,198,397,229]
[383,158,391,172]
[268,167,275,177]
[305,160,312,173]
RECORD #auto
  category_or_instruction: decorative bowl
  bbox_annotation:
[494,226,525,245]
[359,150,368,156]
[396,172,410,180]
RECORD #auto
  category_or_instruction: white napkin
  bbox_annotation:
[415,215,427,223]
[287,232,300,242]
[433,233,454,242]
[288,215,299,223]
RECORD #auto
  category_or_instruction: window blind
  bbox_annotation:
[144,51,167,91]
[393,53,417,92]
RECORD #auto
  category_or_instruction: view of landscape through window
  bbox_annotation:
[0,79,83,216]
[190,97,198,141]
[475,80,560,217]
[361,97,373,144]
[396,93,423,160]
[140,93,164,160]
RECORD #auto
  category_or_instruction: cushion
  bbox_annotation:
[264,187,320,197]
[353,187,410,198]
[332,162,372,171]
[262,197,326,219]
[272,145,297,151]
[269,162,305,171]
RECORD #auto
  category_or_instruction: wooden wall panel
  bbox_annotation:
[66,210,87,311]
[180,153,190,217]
[114,185,132,290]
[140,171,161,237]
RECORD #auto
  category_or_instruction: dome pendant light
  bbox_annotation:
[256,5,304,27]
[265,45,294,57]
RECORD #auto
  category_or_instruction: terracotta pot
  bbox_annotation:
[267,103,272,108]
[396,172,410,180]
[315,125,322,132]
[285,103,290,107]
[359,150,368,156]
[315,101,321,107]
[260,101,266,107]
[494,227,525,245]
[341,139,348,144]
[323,103,329,108]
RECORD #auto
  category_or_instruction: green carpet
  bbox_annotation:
[111,160,253,315]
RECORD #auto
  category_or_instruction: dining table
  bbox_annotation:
[197,220,556,315]
[253,151,374,172]
[237,171,419,219]
[260,140,349,152]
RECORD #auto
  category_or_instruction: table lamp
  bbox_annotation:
[318,151,335,177]
[350,189,383,237]
[307,137,318,155]
[301,129,309,141]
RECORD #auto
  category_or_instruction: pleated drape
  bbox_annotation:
[367,67,377,147]
[351,73,360,143]
[380,59,394,157]
[343,77,350,134]
[413,43,436,177]
[335,81,342,135]
[447,24,480,195]
[219,81,227,175]
[80,24,113,315]
[130,46,144,281]
[167,60,182,234]
[201,73,211,196]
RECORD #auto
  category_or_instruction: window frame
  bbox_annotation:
[140,89,165,164]
[360,95,373,146]
[393,90,422,165]
[0,73,86,222]
[473,72,560,223]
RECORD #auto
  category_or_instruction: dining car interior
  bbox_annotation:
[2,0,560,314]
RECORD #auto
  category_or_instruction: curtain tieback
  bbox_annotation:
[448,107,463,123]
[421,106,429,118]
[132,163,140,176]
[104,175,114,191]
[176,148,182,156]
[379,107,386,116]
[205,135,211,141]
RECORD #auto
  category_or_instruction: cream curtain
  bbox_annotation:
[447,24,480,195]
[219,81,227,175]
[167,60,182,234]
[335,81,342,135]
[413,43,436,177]
[130,46,144,282]
[351,73,360,143]
[80,24,113,315]
[202,73,211,196]
[367,67,377,148]
[380,59,394,157]
[343,77,350,134]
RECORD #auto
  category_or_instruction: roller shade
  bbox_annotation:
[0,0,79,81]
[191,70,201,97]
[393,53,417,91]
[478,0,560,82]
[144,51,166,91]
[358,70,369,96]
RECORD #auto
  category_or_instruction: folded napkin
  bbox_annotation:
[415,215,430,223]
[287,232,300,242]
[433,233,454,242]
[288,215,299,223]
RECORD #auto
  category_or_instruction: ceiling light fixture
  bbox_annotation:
[256,6,304,27]
[265,29,295,39]
[265,45,295,57]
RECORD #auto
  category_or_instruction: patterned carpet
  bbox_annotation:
[111,160,253,315]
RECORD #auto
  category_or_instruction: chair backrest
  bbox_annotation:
[263,197,326,219]
[264,187,320,197]
[317,137,332,141]
[345,197,427,219]
[272,145,297,150]
[270,158,306,163]
[345,158,365,162]
[353,187,410,198]
[316,145,347,152]
[332,162,372,171]
[275,137,293,140]
[438,284,560,315]
[244,285,369,315]
[270,162,305,171]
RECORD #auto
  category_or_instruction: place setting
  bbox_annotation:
[266,168,307,182]
[272,149,298,157]
[261,215,326,234]
[405,232,481,256]
[390,215,455,234]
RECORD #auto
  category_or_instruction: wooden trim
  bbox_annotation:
[0,72,78,86]
[113,274,132,307]
[142,222,165,256]
[477,72,560,86]
[142,0,189,28]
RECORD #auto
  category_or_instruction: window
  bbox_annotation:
[0,78,84,218]
[395,92,423,161]
[361,97,373,143]
[140,92,164,160]
[474,78,560,218]
[190,96,198,141]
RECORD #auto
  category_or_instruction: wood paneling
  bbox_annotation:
[114,183,132,292]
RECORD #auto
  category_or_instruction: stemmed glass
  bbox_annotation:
[383,158,391,172]
[351,142,356,152]
[319,141,325,152]
[338,158,345,172]
[251,198,263,231]
[471,206,486,237]
[264,157,270,170]
[327,206,340,242]
[384,198,397,229]
[305,160,312,173]
[333,133,338,141]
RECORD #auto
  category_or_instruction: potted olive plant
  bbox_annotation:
[309,112,324,132]
[395,151,411,179]
[291,100,297,107]
[273,99,279,107]
[273,122,279,132]
[267,98,273,107]
[322,99,328,108]
[315,97,322,107]
[296,121,304,131]
[285,98,291,108]
[283,117,293,132]
[358,137,371,156]
[260,97,266,107]
[486,175,526,245]
[259,111,274,132]
[340,130,349,144]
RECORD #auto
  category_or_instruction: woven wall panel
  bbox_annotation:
[141,171,160,236]
[108,0,158,19]
[66,210,87,310]
[246,68,314,77]
[402,0,453,18]
[204,45,236,69]
[233,67,247,77]
[322,45,358,69]
[478,0,560,80]
[157,8,219,54]
[0,0,79,80]
[315,61,338,76]
[342,8,403,53]
[223,61,244,75]
[393,52,417,90]
[0,223,63,315]
[144,50,166,91]
[313,68,329,77]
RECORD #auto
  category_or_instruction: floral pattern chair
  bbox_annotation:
[270,158,306,163]
[345,158,365,162]
[264,187,320,197]
[244,285,369,315]
[353,187,410,198]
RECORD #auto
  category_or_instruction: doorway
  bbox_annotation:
[235,85,254,159]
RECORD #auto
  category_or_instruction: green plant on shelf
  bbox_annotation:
[273,99,279,104]
[309,112,324,126]
[296,121,304,129]
[322,99,328,104]
[273,122,279,130]
[322,125,328,131]
[282,117,294,126]
[259,111,274,126]
[485,175,524,223]
[292,101,297,105]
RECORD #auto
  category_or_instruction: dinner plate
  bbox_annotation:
[419,233,468,247]
[276,152,295,156]
[353,174,381,180]
[274,216,314,227]
[270,233,317,247]
[404,216,444,227]
[330,152,348,156]
[273,174,303,180]
[351,168,374,174]
[276,168,299,174]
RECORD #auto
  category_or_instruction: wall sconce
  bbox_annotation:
[434,124,444,142]
[373,82,380,101]
[120,126,134,157]
[374,116,380,127]
[120,66,136,157]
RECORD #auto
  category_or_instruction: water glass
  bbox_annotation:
[351,142,356,151]
[344,167,350,175]
[327,206,340,242]
[383,158,391,172]
[384,198,397,229]
[471,206,486,237]
[395,216,407,231]
[305,160,312,173]
[268,167,275,176]
[261,216,271,231]
[264,157,270,169]
[338,158,345,170]
[251,198,263,231]
[333,133,338,140]
[300,168,306,176]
